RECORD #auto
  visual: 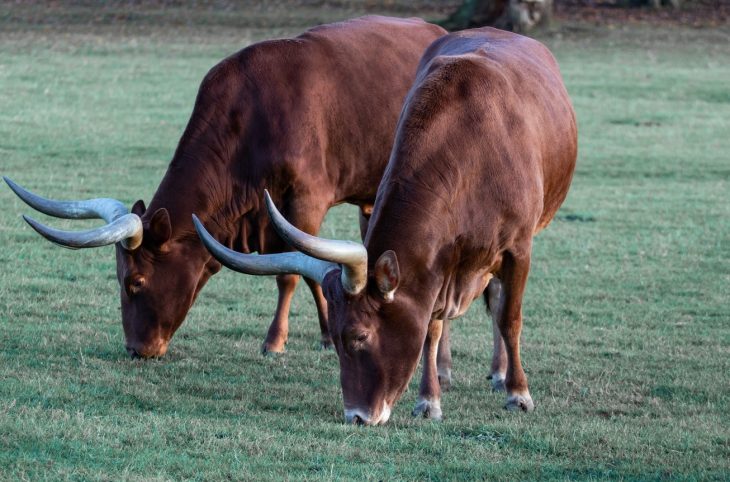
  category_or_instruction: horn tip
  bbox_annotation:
[263,190,278,218]
[191,215,227,264]
[4,177,34,202]
[21,214,79,250]
[191,214,210,241]
[21,214,49,238]
[3,176,20,192]
[191,213,203,230]
[21,215,49,237]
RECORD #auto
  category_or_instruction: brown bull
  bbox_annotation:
[4,16,446,358]
[195,27,577,423]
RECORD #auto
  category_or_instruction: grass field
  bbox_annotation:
[1,4,729,480]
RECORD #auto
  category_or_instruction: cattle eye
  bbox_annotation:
[127,276,146,296]
[346,331,370,353]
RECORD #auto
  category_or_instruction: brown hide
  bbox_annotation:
[322,28,577,424]
[117,16,446,357]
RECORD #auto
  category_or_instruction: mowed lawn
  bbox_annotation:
[0,7,728,481]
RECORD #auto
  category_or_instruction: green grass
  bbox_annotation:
[1,6,729,481]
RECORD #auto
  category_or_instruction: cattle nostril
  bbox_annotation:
[352,414,365,426]
[126,347,141,359]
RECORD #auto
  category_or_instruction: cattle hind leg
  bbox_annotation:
[493,250,534,412]
[437,319,453,390]
[486,279,508,392]
[412,318,444,420]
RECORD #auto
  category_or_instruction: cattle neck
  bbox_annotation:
[144,85,263,251]
[363,127,496,322]
[363,181,456,321]
[145,152,239,247]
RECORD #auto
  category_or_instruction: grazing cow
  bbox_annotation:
[3,16,446,358]
[194,27,577,424]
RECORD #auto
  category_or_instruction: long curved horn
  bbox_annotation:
[192,215,337,284]
[4,177,143,250]
[263,190,367,294]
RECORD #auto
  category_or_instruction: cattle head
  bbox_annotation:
[320,257,427,426]
[194,191,429,425]
[4,177,217,358]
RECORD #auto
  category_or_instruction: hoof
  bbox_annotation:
[438,369,452,391]
[319,337,334,350]
[505,393,534,412]
[489,372,506,392]
[411,398,443,420]
[261,342,286,355]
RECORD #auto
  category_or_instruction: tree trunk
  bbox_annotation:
[438,0,553,33]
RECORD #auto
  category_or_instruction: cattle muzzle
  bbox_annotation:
[125,339,169,359]
[344,401,392,426]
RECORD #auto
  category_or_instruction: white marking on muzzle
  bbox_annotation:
[378,400,392,424]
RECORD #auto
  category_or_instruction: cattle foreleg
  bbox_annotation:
[412,318,444,420]
[495,251,534,412]
[262,274,300,354]
[260,197,329,352]
[486,279,508,392]
[437,319,453,390]
[303,277,332,349]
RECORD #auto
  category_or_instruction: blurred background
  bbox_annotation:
[2,0,727,35]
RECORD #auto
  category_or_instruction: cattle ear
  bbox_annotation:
[374,250,400,302]
[148,208,172,245]
[131,200,146,217]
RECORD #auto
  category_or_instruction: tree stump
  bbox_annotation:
[438,0,553,33]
